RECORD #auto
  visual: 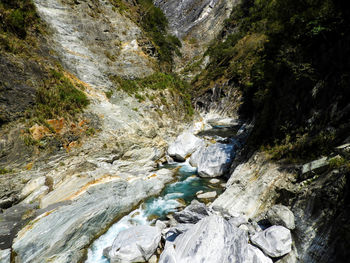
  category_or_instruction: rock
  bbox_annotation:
[251,225,292,258]
[12,171,174,263]
[335,143,350,158]
[196,190,204,195]
[0,249,11,263]
[190,143,235,177]
[197,191,217,199]
[159,215,248,263]
[149,255,158,263]
[207,118,242,128]
[29,124,50,141]
[228,216,247,227]
[173,200,209,224]
[247,245,273,263]
[266,205,295,230]
[19,176,46,200]
[156,220,167,230]
[209,178,220,184]
[275,248,298,263]
[163,224,193,242]
[23,186,49,204]
[168,132,204,162]
[105,225,161,263]
[301,157,329,177]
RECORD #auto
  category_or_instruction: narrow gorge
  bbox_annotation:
[0,0,349,263]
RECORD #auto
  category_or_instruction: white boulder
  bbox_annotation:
[251,225,292,258]
[159,215,248,263]
[104,225,161,263]
[168,132,204,162]
[190,143,235,177]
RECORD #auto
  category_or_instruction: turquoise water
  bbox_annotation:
[85,163,224,263]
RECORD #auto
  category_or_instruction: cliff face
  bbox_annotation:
[0,0,349,262]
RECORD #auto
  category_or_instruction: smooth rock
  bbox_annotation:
[251,225,292,258]
[197,191,217,199]
[163,224,193,242]
[159,215,248,263]
[173,200,209,224]
[105,225,161,263]
[209,178,220,184]
[247,244,273,263]
[13,171,173,263]
[149,255,158,263]
[23,186,49,204]
[266,205,295,230]
[0,249,11,263]
[228,216,247,227]
[190,143,235,177]
[301,157,329,176]
[156,220,167,230]
[168,132,204,162]
[19,176,46,200]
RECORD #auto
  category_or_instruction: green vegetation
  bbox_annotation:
[28,69,89,122]
[194,0,350,160]
[105,90,113,99]
[0,167,12,174]
[0,0,41,39]
[112,72,193,116]
[137,0,181,70]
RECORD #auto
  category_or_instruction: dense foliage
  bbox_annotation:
[136,0,181,70]
[195,0,350,160]
[112,72,193,116]
[0,0,40,39]
[30,70,89,122]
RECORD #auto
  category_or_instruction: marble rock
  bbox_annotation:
[190,143,235,177]
[251,225,292,258]
[159,215,248,263]
[168,132,204,162]
[105,225,161,263]
[173,200,209,224]
[266,205,295,230]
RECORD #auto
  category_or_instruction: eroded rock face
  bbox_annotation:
[190,143,235,177]
[168,132,204,162]
[12,170,173,263]
[266,205,295,230]
[159,215,248,263]
[251,225,292,258]
[104,225,161,263]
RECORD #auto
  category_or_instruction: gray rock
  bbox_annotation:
[173,200,209,224]
[197,191,217,199]
[168,132,204,162]
[0,249,11,263]
[228,216,247,227]
[301,157,329,176]
[251,225,292,258]
[12,171,173,263]
[163,224,193,242]
[266,205,295,230]
[247,245,273,263]
[335,143,350,158]
[190,143,235,177]
[105,225,161,263]
[209,178,220,184]
[159,215,248,263]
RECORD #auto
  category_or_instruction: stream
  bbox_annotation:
[85,162,225,263]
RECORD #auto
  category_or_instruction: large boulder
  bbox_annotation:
[159,215,248,263]
[168,132,204,162]
[190,143,235,177]
[104,225,161,263]
[247,245,273,263]
[266,205,295,230]
[251,225,292,258]
[173,200,210,224]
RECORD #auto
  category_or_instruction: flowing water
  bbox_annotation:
[85,163,225,263]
